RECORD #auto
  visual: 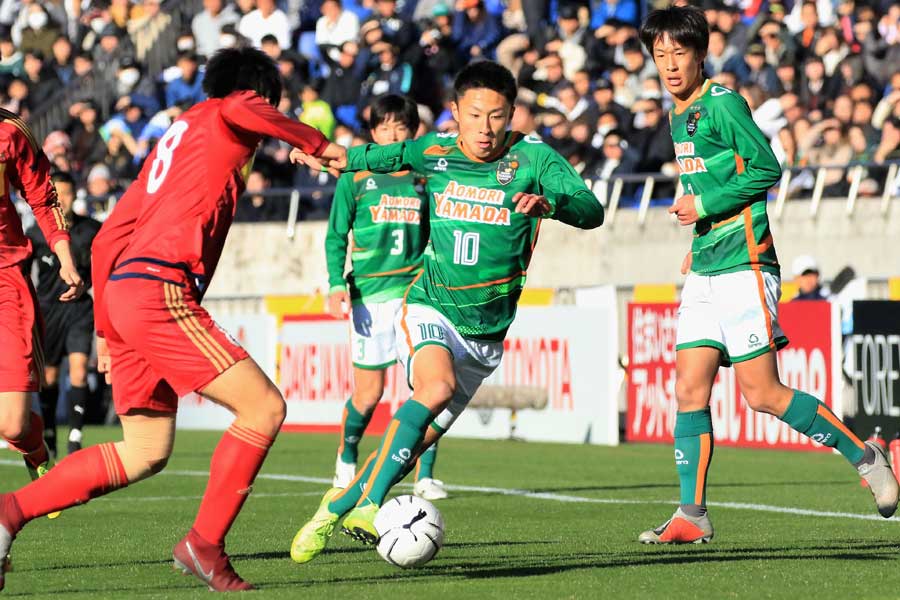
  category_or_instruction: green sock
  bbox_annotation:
[675,409,714,509]
[416,442,438,482]
[329,452,376,515]
[338,398,373,464]
[357,399,433,508]
[780,389,866,464]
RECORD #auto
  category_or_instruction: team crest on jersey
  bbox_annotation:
[686,111,701,137]
[365,178,377,190]
[496,158,518,185]
[434,158,448,172]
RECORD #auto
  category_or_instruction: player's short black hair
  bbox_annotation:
[639,6,709,56]
[453,60,517,105]
[368,94,420,132]
[50,171,75,186]
[203,47,282,106]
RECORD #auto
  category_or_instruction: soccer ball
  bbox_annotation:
[375,495,444,568]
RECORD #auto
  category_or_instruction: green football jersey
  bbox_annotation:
[670,80,782,276]
[326,170,429,303]
[347,130,604,341]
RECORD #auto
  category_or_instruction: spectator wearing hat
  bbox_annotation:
[83,163,121,220]
[99,117,140,183]
[542,3,588,78]
[592,77,631,133]
[727,42,780,95]
[756,20,796,68]
[358,42,413,109]
[165,51,205,109]
[192,0,240,59]
[416,4,461,85]
[452,0,501,61]
[43,130,73,173]
[239,0,291,49]
[19,4,60,58]
[21,49,58,108]
[298,81,337,140]
[791,256,828,301]
[93,24,135,83]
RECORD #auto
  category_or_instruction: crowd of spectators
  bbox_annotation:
[0,0,897,223]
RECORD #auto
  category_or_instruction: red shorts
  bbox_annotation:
[103,274,248,415]
[0,264,43,392]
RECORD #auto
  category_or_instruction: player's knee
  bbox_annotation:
[674,378,710,409]
[416,379,456,410]
[352,387,383,413]
[741,385,782,415]
[256,386,286,433]
[0,417,28,443]
[68,365,88,387]
[146,454,170,475]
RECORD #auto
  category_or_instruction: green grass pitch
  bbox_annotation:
[2,428,900,599]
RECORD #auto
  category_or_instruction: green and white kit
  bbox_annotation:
[325,170,429,369]
[347,130,604,424]
[670,81,786,363]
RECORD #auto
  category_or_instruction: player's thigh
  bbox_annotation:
[676,273,727,359]
[431,339,503,433]
[0,266,42,394]
[106,331,179,416]
[106,278,249,400]
[200,357,286,433]
[350,300,400,370]
[733,350,793,415]
[714,270,788,365]
[351,367,387,412]
[397,303,458,407]
[674,346,721,411]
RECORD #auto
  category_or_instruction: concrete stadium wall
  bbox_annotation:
[207,197,900,297]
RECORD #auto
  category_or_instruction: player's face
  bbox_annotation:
[371,115,412,145]
[651,33,705,102]
[54,181,75,216]
[451,88,514,160]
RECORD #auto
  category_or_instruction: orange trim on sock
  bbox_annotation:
[230,424,273,445]
[695,433,711,505]
[358,420,400,504]
[227,425,272,451]
[337,407,349,458]
[414,458,421,483]
[816,404,865,450]
[99,443,121,489]
[331,451,377,504]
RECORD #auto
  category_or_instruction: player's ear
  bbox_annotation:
[450,101,460,123]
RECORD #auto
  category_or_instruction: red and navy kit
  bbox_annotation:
[0,109,69,392]
[92,90,328,413]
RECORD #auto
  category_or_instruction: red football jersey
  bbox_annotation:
[92,90,328,336]
[0,108,69,270]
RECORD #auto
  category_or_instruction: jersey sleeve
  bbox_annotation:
[534,144,605,229]
[5,126,69,249]
[325,174,355,292]
[346,136,426,174]
[693,93,782,220]
[220,91,330,156]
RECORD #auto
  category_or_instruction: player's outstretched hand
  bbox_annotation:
[512,193,552,218]
[290,143,348,178]
[681,251,692,275]
[327,289,350,320]
[96,336,112,384]
[58,262,85,302]
[668,194,700,226]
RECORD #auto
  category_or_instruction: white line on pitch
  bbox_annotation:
[1,459,895,523]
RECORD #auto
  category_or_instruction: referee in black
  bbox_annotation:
[26,171,101,457]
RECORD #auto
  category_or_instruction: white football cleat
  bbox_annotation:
[333,457,356,489]
[414,478,449,501]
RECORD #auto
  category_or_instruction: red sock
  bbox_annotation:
[192,424,274,546]
[13,443,128,524]
[6,411,48,468]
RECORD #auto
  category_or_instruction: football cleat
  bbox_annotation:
[172,529,253,592]
[26,450,60,520]
[639,508,714,544]
[290,487,343,564]
[0,495,17,593]
[858,441,900,518]
[333,456,356,489]
[342,503,380,545]
[414,477,449,501]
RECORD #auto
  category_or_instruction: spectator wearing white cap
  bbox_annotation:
[792,254,828,300]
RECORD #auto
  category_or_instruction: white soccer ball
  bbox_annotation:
[375,495,444,568]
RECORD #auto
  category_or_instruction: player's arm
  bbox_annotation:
[325,174,354,318]
[7,126,83,301]
[344,137,425,174]
[691,93,782,220]
[520,146,604,229]
[221,90,346,173]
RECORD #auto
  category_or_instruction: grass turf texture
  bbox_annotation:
[2,428,900,599]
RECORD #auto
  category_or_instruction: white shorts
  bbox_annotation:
[676,270,788,365]
[350,298,403,369]
[396,303,503,432]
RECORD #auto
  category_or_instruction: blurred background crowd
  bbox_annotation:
[2,0,898,222]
